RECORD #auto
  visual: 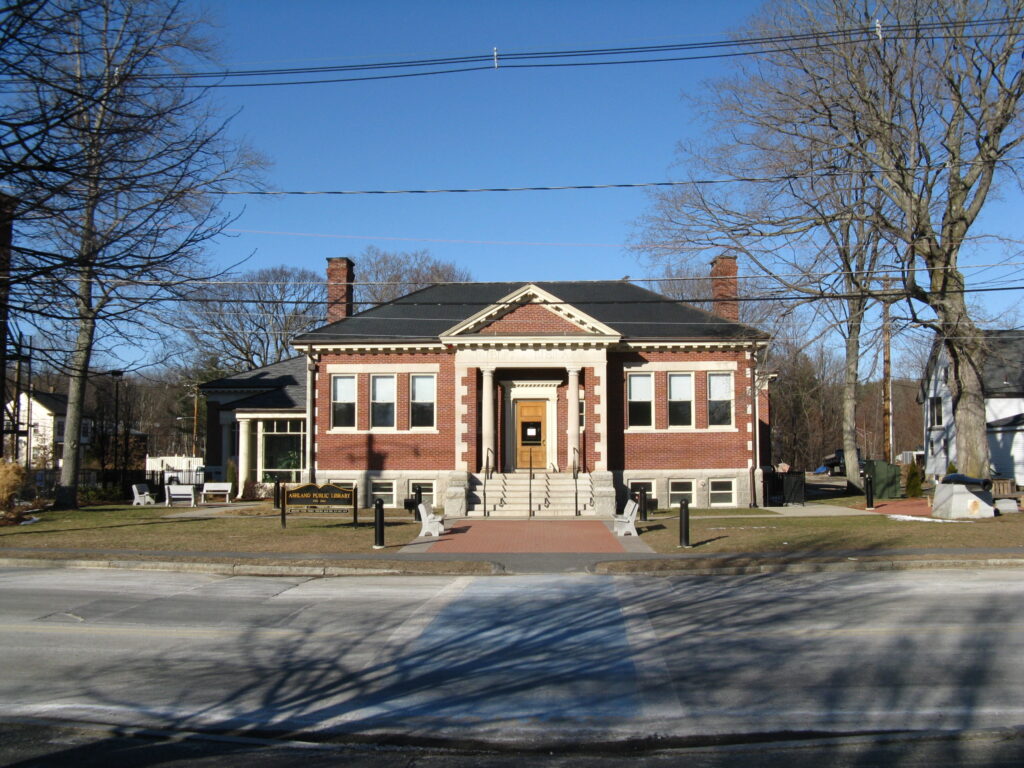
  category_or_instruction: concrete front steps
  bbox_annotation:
[467,472,596,517]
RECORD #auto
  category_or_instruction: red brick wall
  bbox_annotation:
[478,303,588,335]
[608,349,755,471]
[313,346,761,474]
[315,351,455,471]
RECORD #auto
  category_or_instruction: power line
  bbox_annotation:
[138,16,1024,89]
[218,155,1024,196]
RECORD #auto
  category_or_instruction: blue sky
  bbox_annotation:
[201,0,764,282]
[200,0,1021,326]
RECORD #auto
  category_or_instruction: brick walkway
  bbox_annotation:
[424,520,627,554]
[863,497,933,516]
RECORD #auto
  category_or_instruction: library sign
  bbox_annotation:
[279,483,358,528]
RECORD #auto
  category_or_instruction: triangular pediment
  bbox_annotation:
[441,284,620,339]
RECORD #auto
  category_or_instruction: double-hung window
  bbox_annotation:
[707,372,733,427]
[669,480,694,506]
[627,373,653,428]
[370,375,395,428]
[410,374,436,428]
[668,373,693,427]
[331,375,356,429]
[929,396,943,427]
[709,479,735,506]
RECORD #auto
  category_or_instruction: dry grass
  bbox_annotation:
[0,505,424,554]
[635,513,1024,555]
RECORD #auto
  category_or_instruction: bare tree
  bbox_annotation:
[639,0,1024,478]
[175,266,325,372]
[354,245,472,309]
[7,0,260,507]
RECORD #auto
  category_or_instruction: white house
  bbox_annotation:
[921,330,1024,485]
[4,391,93,468]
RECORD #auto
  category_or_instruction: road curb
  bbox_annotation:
[593,557,1024,575]
[1,554,1023,578]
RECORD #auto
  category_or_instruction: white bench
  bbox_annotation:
[165,484,196,507]
[199,482,233,504]
[131,484,155,506]
[417,503,446,537]
[613,498,640,537]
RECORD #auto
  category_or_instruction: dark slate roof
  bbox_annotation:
[199,356,306,412]
[32,391,68,415]
[981,330,1024,396]
[293,281,767,344]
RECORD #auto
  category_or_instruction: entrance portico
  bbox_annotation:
[459,347,612,475]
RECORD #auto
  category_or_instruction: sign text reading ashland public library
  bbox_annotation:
[283,483,355,507]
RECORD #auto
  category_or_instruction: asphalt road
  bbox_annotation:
[0,566,1022,760]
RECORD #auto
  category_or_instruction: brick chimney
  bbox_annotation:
[326,257,354,323]
[710,254,739,322]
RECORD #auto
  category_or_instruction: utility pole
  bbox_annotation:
[192,386,199,458]
[881,279,893,463]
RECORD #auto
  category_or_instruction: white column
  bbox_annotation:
[481,367,495,473]
[256,420,265,486]
[567,367,581,472]
[305,354,315,482]
[237,418,251,498]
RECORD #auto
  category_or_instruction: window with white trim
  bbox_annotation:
[627,373,653,428]
[262,419,305,482]
[628,479,656,509]
[370,375,395,428]
[669,479,694,506]
[370,480,395,507]
[709,478,735,506]
[707,372,734,427]
[668,373,693,427]
[410,374,436,428]
[929,396,942,427]
[331,375,356,429]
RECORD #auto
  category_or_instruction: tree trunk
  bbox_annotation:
[54,273,96,509]
[945,326,990,479]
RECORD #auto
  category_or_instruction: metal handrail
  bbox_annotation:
[528,451,533,517]
[572,448,580,516]
[482,448,494,517]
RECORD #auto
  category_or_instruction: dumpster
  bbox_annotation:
[864,460,901,499]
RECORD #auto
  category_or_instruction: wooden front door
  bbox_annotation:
[515,400,547,470]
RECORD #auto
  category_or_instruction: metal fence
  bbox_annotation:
[19,467,206,500]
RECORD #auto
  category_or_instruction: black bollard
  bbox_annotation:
[679,498,691,548]
[639,488,648,522]
[865,472,875,511]
[373,498,385,549]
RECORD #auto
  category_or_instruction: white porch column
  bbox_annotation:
[256,420,265,485]
[237,418,251,498]
[481,366,496,473]
[567,366,581,471]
